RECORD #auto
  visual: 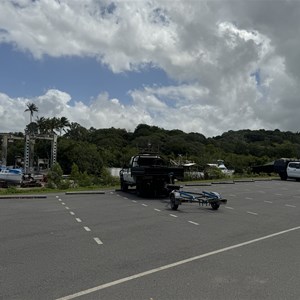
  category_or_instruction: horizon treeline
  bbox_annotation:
[3,123,300,175]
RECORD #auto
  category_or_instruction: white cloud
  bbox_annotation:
[1,0,300,136]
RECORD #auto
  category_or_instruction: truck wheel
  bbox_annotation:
[279,172,287,180]
[121,181,128,192]
[211,202,220,210]
[170,194,178,210]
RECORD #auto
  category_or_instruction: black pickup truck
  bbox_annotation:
[120,153,184,196]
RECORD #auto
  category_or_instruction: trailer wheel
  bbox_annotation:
[211,203,220,210]
[170,194,178,210]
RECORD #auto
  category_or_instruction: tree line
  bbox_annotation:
[4,116,300,177]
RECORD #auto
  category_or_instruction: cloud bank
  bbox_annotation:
[1,0,300,136]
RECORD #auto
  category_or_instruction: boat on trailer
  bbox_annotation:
[0,166,23,185]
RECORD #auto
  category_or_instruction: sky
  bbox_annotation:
[1,0,300,137]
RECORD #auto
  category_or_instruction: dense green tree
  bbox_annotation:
[57,138,103,174]
[64,122,89,141]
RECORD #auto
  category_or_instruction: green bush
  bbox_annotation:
[98,168,119,186]
[204,166,225,180]
[46,163,63,188]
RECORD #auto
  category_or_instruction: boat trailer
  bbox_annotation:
[169,187,227,211]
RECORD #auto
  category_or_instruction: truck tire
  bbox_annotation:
[170,194,178,210]
[121,180,128,192]
[279,172,287,180]
[136,181,144,197]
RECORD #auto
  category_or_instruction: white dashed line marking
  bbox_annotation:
[246,197,253,200]
[56,196,59,198]
[225,206,234,210]
[285,204,296,208]
[142,204,148,207]
[58,199,62,202]
[61,202,66,205]
[76,218,82,223]
[132,200,137,203]
[264,201,273,204]
[123,197,128,200]
[188,221,199,226]
[169,214,178,218]
[84,227,91,232]
[275,193,282,196]
[65,207,70,210]
[154,209,161,212]
[247,211,258,215]
[70,212,75,216]
[94,237,103,245]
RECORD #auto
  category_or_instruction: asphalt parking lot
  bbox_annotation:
[1,180,299,300]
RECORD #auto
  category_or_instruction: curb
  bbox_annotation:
[212,181,235,185]
[185,183,212,186]
[65,191,106,195]
[234,179,255,183]
[0,195,47,199]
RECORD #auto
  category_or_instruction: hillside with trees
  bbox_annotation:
[2,120,300,178]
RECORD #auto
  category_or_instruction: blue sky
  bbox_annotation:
[0,1,300,137]
[0,43,174,105]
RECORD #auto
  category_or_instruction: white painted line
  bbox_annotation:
[264,201,273,204]
[59,199,62,202]
[94,237,103,245]
[65,207,70,210]
[154,208,161,212]
[55,225,300,300]
[246,197,253,200]
[142,204,148,207]
[275,193,282,196]
[84,226,91,232]
[225,206,234,210]
[188,221,199,225]
[75,218,82,223]
[132,200,137,203]
[123,197,128,200]
[169,214,178,218]
[70,212,75,216]
[61,202,66,205]
[285,204,296,208]
[247,211,258,216]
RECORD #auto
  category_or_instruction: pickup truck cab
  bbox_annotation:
[287,161,300,180]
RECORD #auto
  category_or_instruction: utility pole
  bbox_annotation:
[1,134,8,166]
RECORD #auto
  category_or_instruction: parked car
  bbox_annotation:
[287,161,300,181]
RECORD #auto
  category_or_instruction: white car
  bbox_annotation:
[286,161,300,180]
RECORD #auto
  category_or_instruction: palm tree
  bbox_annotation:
[58,117,70,136]
[25,103,38,124]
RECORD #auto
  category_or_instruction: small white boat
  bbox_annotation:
[0,167,23,185]
[207,160,235,175]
